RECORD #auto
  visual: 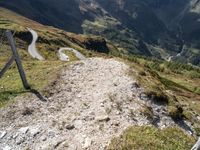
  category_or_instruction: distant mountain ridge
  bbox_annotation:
[0,0,200,65]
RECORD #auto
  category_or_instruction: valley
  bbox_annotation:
[0,1,200,150]
[1,0,200,65]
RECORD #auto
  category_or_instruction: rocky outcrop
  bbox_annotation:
[70,35,110,53]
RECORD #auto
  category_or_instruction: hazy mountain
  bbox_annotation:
[0,3,200,150]
[1,0,200,65]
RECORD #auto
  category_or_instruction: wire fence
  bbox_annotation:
[0,29,16,48]
[0,29,6,51]
[0,29,47,101]
[0,30,30,89]
[0,29,12,61]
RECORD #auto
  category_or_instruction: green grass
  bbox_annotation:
[117,54,200,129]
[62,50,79,61]
[0,60,64,107]
[108,126,195,150]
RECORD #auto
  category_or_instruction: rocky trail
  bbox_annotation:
[0,58,191,150]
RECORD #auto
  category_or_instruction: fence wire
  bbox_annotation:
[0,29,12,61]
[0,29,6,50]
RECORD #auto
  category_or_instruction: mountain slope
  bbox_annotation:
[2,0,199,65]
[0,58,196,149]
[0,7,117,107]
[0,6,200,150]
[0,0,178,59]
[0,7,113,60]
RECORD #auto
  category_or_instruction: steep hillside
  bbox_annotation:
[0,7,113,59]
[0,0,178,60]
[0,6,200,150]
[0,7,116,107]
[1,0,200,65]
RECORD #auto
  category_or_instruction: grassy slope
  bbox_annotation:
[108,126,195,150]
[108,54,200,149]
[0,7,104,107]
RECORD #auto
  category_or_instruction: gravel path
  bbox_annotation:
[0,58,177,150]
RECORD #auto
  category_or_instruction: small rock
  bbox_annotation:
[139,93,147,100]
[18,127,29,134]
[12,133,19,139]
[111,122,120,126]
[3,146,11,150]
[48,131,56,138]
[65,124,75,130]
[116,111,120,115]
[62,141,69,148]
[77,95,81,98]
[96,115,110,122]
[0,131,7,139]
[114,83,118,86]
[30,127,40,136]
[41,135,47,141]
[54,140,64,148]
[16,136,25,145]
[74,120,83,129]
[83,137,92,149]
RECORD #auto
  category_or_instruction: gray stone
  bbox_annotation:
[54,139,65,148]
[48,131,56,138]
[16,136,25,145]
[30,127,40,136]
[83,137,92,149]
[3,146,11,150]
[18,127,29,134]
[96,115,110,122]
[65,124,75,130]
[41,135,47,141]
[140,93,147,100]
[12,133,19,139]
[100,102,104,107]
[116,111,120,115]
[0,131,7,139]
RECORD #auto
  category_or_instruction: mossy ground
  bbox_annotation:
[0,59,64,107]
[120,55,200,120]
[108,126,195,150]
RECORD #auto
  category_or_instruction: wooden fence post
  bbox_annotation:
[5,30,30,90]
[0,56,14,78]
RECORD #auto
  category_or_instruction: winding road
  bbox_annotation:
[167,45,186,62]
[28,28,45,61]
[28,28,85,61]
[58,47,86,61]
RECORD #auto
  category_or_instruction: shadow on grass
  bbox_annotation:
[0,90,27,107]
[0,88,47,107]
